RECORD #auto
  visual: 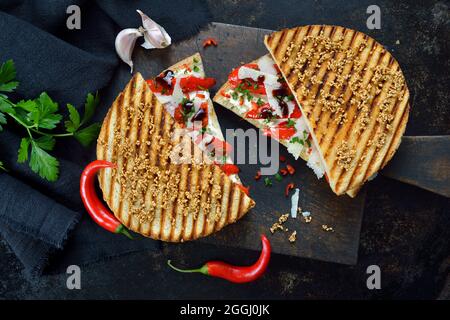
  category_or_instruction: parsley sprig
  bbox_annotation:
[0,60,101,181]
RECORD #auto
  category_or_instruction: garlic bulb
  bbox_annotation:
[115,10,172,73]
[137,10,172,49]
[115,28,142,73]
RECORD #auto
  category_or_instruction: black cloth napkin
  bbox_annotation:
[0,0,211,279]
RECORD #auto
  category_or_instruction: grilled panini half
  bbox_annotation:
[96,73,255,242]
[265,25,410,196]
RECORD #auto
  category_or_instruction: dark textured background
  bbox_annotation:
[1,0,449,299]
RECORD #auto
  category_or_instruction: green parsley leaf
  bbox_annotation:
[287,95,294,101]
[35,135,55,151]
[0,111,6,131]
[0,81,19,93]
[81,92,99,126]
[0,60,18,93]
[193,65,200,72]
[231,91,239,100]
[274,173,283,181]
[0,160,6,171]
[34,92,62,129]
[256,98,265,106]
[29,141,59,181]
[74,123,101,147]
[0,99,15,114]
[65,104,81,133]
[17,137,31,163]
[264,177,272,187]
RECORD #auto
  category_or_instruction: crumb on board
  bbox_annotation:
[269,213,289,234]
[322,224,334,232]
[288,231,297,243]
[304,216,312,223]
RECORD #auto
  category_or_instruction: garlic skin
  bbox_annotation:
[137,10,172,49]
[115,10,171,73]
[115,28,143,73]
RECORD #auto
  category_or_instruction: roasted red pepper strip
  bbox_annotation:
[167,235,271,283]
[285,183,295,197]
[220,163,240,175]
[279,168,288,176]
[80,160,133,239]
[237,184,250,196]
[254,170,261,180]
[180,76,216,93]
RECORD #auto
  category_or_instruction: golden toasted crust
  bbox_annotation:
[96,73,255,242]
[265,25,410,196]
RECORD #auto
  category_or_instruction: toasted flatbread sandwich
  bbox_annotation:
[146,53,242,183]
[213,54,325,179]
[96,73,255,242]
[265,25,410,197]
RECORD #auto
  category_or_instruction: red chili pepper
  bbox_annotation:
[285,183,295,197]
[203,37,218,48]
[167,234,271,283]
[254,170,261,180]
[286,164,296,175]
[279,168,288,176]
[80,160,133,239]
[180,76,216,93]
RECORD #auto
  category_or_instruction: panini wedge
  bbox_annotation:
[213,54,325,178]
[265,25,410,196]
[147,53,242,183]
[96,73,255,242]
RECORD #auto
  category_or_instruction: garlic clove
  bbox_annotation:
[137,9,172,49]
[115,28,143,73]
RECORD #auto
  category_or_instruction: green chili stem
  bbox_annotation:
[167,260,208,274]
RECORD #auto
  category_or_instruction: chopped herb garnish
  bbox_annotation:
[231,91,239,100]
[306,139,312,147]
[253,83,259,89]
[290,137,304,145]
[193,57,199,63]
[200,127,207,134]
[193,65,200,72]
[287,95,294,101]
[286,119,296,128]
[264,177,272,187]
[256,98,265,106]
[275,173,283,181]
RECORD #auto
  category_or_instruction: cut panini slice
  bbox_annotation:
[265,25,410,196]
[213,54,325,178]
[148,53,242,183]
[96,73,255,242]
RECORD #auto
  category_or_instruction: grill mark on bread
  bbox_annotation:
[318,33,374,153]
[331,51,391,186]
[98,71,254,241]
[333,54,401,192]
[265,26,410,196]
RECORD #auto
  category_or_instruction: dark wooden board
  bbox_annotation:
[133,22,366,265]
[382,136,450,198]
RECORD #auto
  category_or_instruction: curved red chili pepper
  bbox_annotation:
[167,235,271,283]
[80,160,133,239]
